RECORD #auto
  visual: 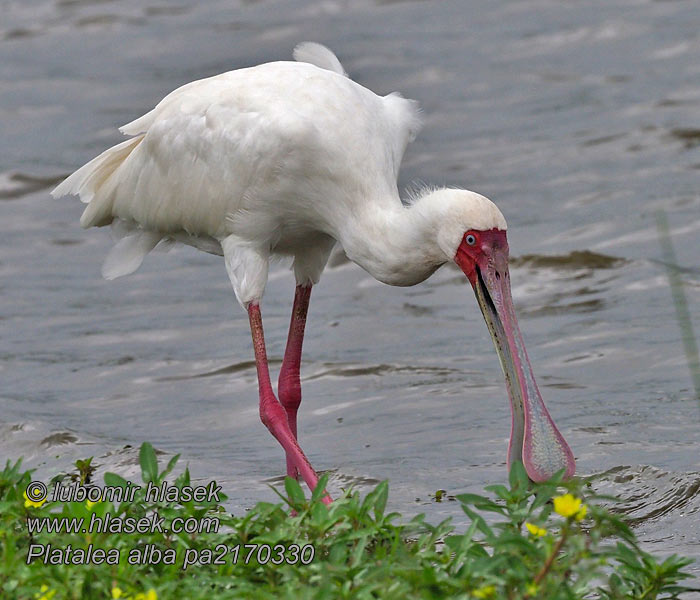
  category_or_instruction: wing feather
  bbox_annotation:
[52,44,425,279]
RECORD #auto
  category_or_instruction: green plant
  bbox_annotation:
[0,445,696,599]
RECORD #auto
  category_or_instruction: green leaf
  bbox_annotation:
[175,466,191,488]
[461,506,495,541]
[455,492,490,505]
[531,489,555,511]
[508,460,529,491]
[284,476,306,508]
[455,493,506,515]
[159,453,180,482]
[444,534,464,552]
[373,481,388,520]
[483,484,511,500]
[310,500,329,527]
[103,472,129,488]
[139,442,159,483]
[311,473,330,504]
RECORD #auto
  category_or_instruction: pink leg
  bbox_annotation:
[278,284,312,479]
[248,302,330,504]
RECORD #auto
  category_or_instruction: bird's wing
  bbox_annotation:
[292,42,422,188]
[119,41,348,140]
[52,48,424,278]
[102,61,422,231]
[119,76,230,136]
[57,68,304,239]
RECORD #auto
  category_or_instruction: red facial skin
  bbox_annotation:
[454,228,509,286]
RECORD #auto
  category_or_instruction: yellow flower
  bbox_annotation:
[133,591,157,600]
[35,585,56,600]
[472,585,495,598]
[24,490,46,509]
[526,582,539,596]
[111,587,123,599]
[525,522,547,537]
[553,493,587,520]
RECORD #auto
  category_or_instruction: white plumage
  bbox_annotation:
[52,42,504,305]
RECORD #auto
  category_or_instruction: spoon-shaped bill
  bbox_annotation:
[456,229,575,482]
[473,263,575,481]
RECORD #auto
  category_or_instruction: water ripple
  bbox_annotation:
[593,465,700,528]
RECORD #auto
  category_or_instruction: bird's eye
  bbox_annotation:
[465,234,476,246]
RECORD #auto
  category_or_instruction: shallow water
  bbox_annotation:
[2,0,699,583]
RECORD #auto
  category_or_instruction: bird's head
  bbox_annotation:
[426,189,575,482]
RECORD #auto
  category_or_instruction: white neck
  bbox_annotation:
[332,188,507,286]
[336,194,447,286]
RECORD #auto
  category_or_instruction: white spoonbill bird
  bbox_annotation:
[53,43,575,499]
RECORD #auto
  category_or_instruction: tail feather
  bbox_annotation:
[293,42,347,77]
[52,135,156,279]
[51,136,143,227]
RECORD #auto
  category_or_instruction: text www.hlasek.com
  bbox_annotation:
[26,511,219,535]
